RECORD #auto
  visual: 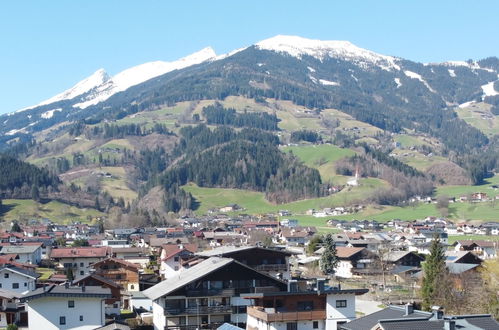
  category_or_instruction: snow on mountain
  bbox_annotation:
[404,70,436,93]
[481,78,499,98]
[74,47,217,109]
[256,35,401,71]
[18,69,110,113]
[319,79,339,86]
[41,108,62,119]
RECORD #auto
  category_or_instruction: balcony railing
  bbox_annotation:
[164,305,232,316]
[247,306,326,322]
[164,322,225,330]
[254,264,288,271]
[185,288,235,297]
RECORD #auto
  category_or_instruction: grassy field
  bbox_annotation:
[98,166,138,203]
[36,267,55,281]
[447,234,499,245]
[455,102,499,137]
[182,178,386,216]
[283,144,356,182]
[0,199,103,225]
[436,174,499,199]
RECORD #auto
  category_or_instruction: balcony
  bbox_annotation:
[185,288,235,297]
[247,306,326,322]
[164,305,232,316]
[254,264,288,272]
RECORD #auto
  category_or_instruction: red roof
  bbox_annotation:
[161,244,197,260]
[93,257,139,270]
[50,247,110,258]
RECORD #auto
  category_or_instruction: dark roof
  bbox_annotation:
[20,285,111,302]
[340,305,432,330]
[0,265,38,279]
[377,315,499,330]
[73,273,121,289]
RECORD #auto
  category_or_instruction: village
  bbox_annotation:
[0,208,497,330]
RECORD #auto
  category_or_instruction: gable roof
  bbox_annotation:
[0,244,42,254]
[336,247,365,259]
[50,247,110,258]
[73,273,122,289]
[0,265,38,279]
[143,257,285,301]
[385,251,424,263]
[377,314,499,330]
[92,257,139,270]
[195,245,293,258]
[455,240,496,248]
[340,305,432,330]
[20,285,112,302]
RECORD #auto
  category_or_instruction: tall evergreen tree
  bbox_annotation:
[320,234,338,278]
[421,235,447,310]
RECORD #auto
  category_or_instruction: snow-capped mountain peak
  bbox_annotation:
[74,47,217,109]
[256,35,400,71]
[20,69,110,112]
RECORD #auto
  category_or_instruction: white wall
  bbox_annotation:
[57,257,104,276]
[335,261,353,278]
[27,296,105,330]
[0,269,36,294]
[152,299,166,330]
[131,297,153,311]
[326,293,356,330]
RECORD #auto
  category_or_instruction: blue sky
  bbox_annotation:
[1,0,498,114]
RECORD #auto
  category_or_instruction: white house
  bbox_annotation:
[0,244,42,265]
[245,280,368,330]
[50,247,111,276]
[0,265,38,294]
[20,284,111,330]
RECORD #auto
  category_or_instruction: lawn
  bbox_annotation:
[0,199,103,225]
[36,267,55,281]
[455,102,499,137]
[447,234,499,245]
[283,144,356,182]
[182,178,386,217]
[436,174,499,199]
[99,166,138,203]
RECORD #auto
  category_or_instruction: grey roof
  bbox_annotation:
[143,257,234,300]
[94,321,131,330]
[196,245,293,257]
[385,251,417,263]
[0,244,41,254]
[446,263,480,274]
[217,323,245,330]
[0,288,21,299]
[378,315,499,330]
[21,285,111,302]
[0,265,38,279]
[340,305,432,330]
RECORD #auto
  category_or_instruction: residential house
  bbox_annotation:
[159,244,198,280]
[317,247,376,279]
[0,243,42,264]
[280,227,316,246]
[0,289,23,327]
[50,246,111,276]
[195,246,293,280]
[454,240,497,259]
[92,258,140,292]
[111,247,150,268]
[143,257,287,330]
[341,304,499,330]
[20,284,111,330]
[74,273,122,315]
[245,280,368,330]
[0,265,38,294]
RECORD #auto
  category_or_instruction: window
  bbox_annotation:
[68,300,75,308]
[80,262,84,267]
[0,283,2,288]
[130,285,135,290]
[174,266,179,271]
[80,271,84,275]
[313,321,319,329]
[12,283,19,289]
[336,300,347,308]
[286,323,298,330]
[60,316,66,325]
[297,301,314,311]
[174,256,179,262]
[4,273,9,278]
[79,315,83,321]
[24,282,27,287]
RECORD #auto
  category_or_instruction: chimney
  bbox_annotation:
[431,306,444,320]
[444,318,456,330]
[404,303,414,315]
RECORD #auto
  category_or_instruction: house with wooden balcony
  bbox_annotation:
[143,257,287,330]
[244,279,368,330]
[50,246,111,276]
[0,289,24,328]
[195,246,293,280]
[92,258,140,292]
